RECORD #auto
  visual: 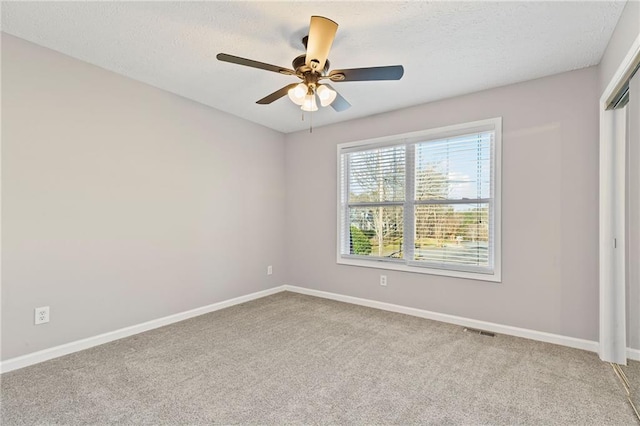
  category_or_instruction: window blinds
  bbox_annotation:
[412,132,493,271]
[339,121,498,277]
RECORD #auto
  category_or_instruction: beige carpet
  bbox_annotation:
[1,291,637,425]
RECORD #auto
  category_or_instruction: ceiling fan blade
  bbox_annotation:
[329,65,404,82]
[305,16,338,72]
[324,84,351,112]
[217,53,295,75]
[256,83,298,105]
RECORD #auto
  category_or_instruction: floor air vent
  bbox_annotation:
[463,327,496,337]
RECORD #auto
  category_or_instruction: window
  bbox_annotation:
[337,118,501,282]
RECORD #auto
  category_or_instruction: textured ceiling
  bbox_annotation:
[1,1,626,133]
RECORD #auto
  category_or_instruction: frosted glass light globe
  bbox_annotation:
[316,85,337,107]
[287,83,308,105]
[301,94,318,112]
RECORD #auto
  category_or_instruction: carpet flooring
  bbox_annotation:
[1,291,638,425]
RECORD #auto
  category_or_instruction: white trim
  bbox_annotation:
[0,286,286,374]
[335,257,500,282]
[337,119,499,151]
[2,284,634,374]
[599,33,640,364]
[601,33,640,105]
[284,285,599,353]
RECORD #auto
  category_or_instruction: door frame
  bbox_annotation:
[599,34,640,363]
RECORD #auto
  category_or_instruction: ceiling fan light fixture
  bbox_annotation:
[317,84,337,107]
[301,93,318,112]
[217,15,403,115]
[288,83,308,105]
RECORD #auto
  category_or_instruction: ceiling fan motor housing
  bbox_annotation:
[292,54,330,76]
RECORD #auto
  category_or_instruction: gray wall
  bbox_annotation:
[284,67,600,341]
[1,35,286,360]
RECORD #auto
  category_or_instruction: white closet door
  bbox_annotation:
[601,105,627,363]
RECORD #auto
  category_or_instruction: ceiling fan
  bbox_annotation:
[217,16,404,113]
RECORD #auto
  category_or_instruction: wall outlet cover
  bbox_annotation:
[35,306,50,325]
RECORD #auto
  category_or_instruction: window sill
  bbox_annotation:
[336,256,501,283]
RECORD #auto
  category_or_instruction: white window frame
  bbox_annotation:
[336,118,502,282]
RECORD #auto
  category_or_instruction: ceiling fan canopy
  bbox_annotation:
[216,16,404,114]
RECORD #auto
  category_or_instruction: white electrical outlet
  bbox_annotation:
[34,306,50,325]
[380,275,387,286]
[267,265,273,275]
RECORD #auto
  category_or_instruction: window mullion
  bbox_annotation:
[414,198,491,205]
[405,142,415,262]
[348,201,405,207]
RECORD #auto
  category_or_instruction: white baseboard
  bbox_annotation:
[2,283,634,374]
[0,286,286,374]
[283,285,601,354]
